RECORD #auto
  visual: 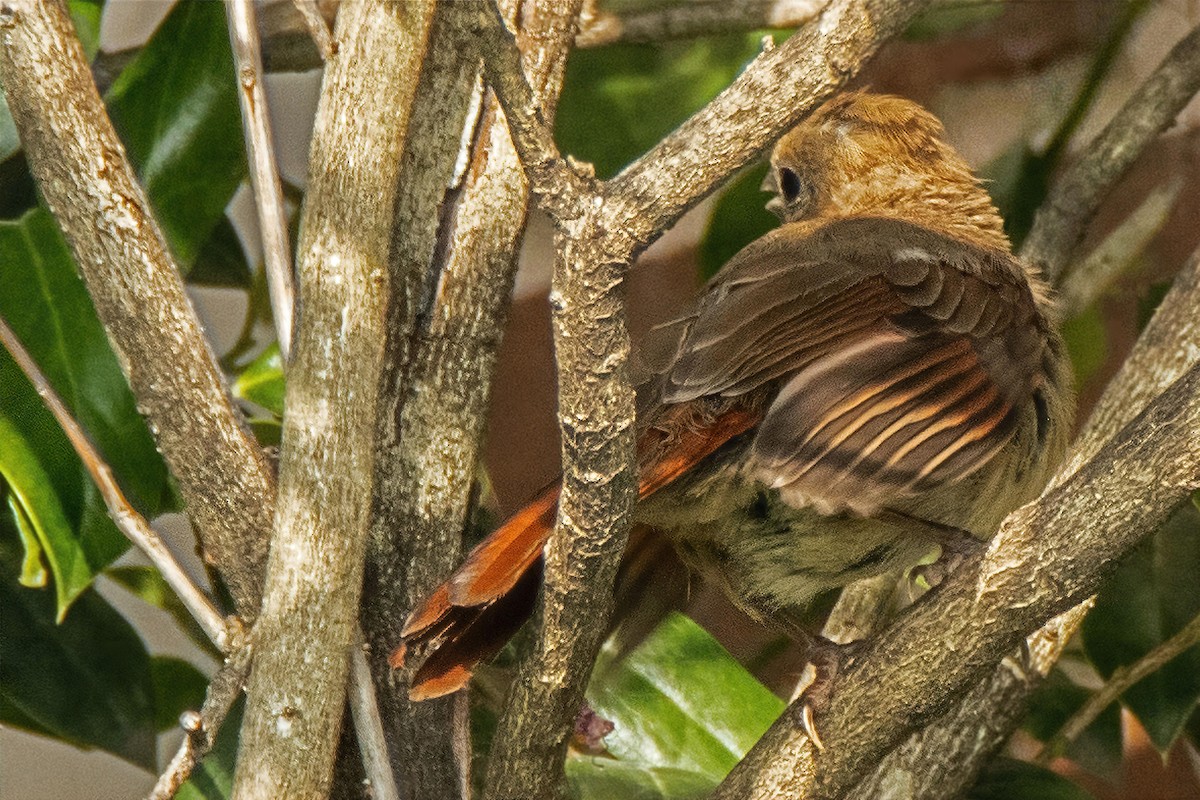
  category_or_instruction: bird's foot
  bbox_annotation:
[789,636,864,751]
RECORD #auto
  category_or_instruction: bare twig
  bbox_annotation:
[148,644,253,800]
[0,316,237,652]
[230,3,442,798]
[577,0,824,47]
[0,0,276,616]
[1057,177,1183,318]
[1021,22,1200,282]
[1036,609,1200,766]
[226,0,296,361]
[290,0,334,59]
[348,631,401,800]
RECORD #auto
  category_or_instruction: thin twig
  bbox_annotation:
[226,0,296,361]
[348,629,402,800]
[1058,176,1183,318]
[577,0,824,47]
[148,644,253,800]
[1036,609,1200,766]
[291,0,335,60]
[0,315,237,652]
[1021,22,1200,282]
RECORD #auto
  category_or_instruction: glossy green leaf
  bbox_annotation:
[572,612,784,798]
[233,344,285,416]
[0,521,157,770]
[0,209,172,612]
[0,418,93,613]
[557,35,768,179]
[107,565,220,657]
[150,656,210,732]
[698,163,775,280]
[106,0,247,268]
[968,757,1095,800]
[68,0,105,61]
[176,698,243,800]
[568,759,713,800]
[1082,501,1200,754]
[189,216,254,288]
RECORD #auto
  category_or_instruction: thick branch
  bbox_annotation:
[577,0,824,47]
[608,0,933,248]
[230,4,439,798]
[0,0,275,615]
[1020,22,1200,282]
[359,4,482,797]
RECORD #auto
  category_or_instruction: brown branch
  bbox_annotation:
[148,644,253,800]
[1021,21,1200,283]
[1037,608,1200,766]
[230,3,441,798]
[0,0,275,616]
[577,0,824,47]
[347,630,402,800]
[225,0,296,361]
[290,0,334,60]
[358,4,486,798]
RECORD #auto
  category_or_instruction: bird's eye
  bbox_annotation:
[778,167,803,203]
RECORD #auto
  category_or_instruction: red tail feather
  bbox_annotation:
[394,404,759,700]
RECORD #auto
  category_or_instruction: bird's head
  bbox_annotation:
[764,91,1010,252]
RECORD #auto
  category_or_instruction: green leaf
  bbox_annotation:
[106,0,247,268]
[176,697,243,800]
[0,418,92,613]
[1061,306,1108,388]
[107,565,221,657]
[905,1,1004,41]
[568,759,714,800]
[150,656,210,732]
[0,208,172,614]
[557,35,768,179]
[698,163,775,280]
[0,520,157,770]
[189,216,254,288]
[572,612,785,798]
[233,344,285,416]
[1082,501,1200,754]
[968,757,1095,800]
[68,0,105,62]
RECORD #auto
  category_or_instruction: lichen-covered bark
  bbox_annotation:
[230,3,438,798]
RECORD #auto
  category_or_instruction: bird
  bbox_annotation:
[393,90,1073,701]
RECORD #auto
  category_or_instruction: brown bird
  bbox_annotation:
[394,90,1073,701]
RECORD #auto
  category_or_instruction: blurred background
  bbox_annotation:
[2,1,1199,798]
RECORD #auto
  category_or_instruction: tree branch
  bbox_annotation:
[471,1,934,796]
[577,0,825,47]
[0,0,276,616]
[230,3,441,798]
[348,630,402,800]
[1037,607,1200,766]
[148,644,253,800]
[1020,21,1200,283]
[226,0,296,361]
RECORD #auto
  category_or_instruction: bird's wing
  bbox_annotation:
[661,215,1048,515]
